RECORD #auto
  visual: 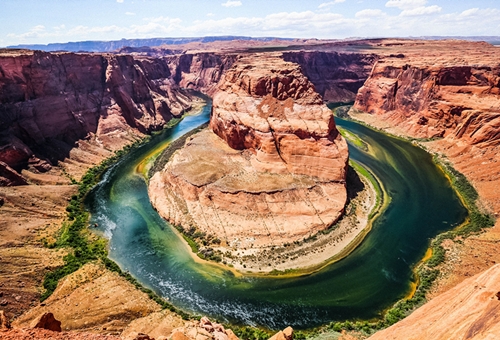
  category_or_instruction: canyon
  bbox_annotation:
[0,38,500,339]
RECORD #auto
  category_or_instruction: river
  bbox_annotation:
[86,99,467,329]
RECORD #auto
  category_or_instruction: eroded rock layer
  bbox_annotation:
[149,55,348,249]
[368,264,500,340]
[353,40,500,146]
[0,49,197,184]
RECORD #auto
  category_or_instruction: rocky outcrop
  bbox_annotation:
[353,41,500,146]
[283,51,376,103]
[149,55,348,259]
[368,264,500,340]
[0,49,194,184]
[164,53,237,96]
[31,312,62,332]
[269,326,293,340]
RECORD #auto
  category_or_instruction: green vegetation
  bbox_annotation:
[349,160,383,219]
[40,135,192,320]
[337,126,368,151]
[232,326,272,340]
[165,117,183,129]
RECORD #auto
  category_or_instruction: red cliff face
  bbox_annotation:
[283,51,376,103]
[210,55,348,181]
[353,42,500,146]
[0,50,194,184]
[165,53,238,96]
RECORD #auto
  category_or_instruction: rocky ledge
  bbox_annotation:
[149,54,349,268]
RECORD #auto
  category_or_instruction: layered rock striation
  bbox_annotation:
[368,264,500,340]
[0,49,195,184]
[149,55,349,251]
[353,40,500,146]
[283,51,376,103]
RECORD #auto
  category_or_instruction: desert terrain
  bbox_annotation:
[0,38,499,339]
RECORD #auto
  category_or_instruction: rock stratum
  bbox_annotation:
[0,49,236,185]
[368,264,500,340]
[149,54,349,253]
[354,40,500,146]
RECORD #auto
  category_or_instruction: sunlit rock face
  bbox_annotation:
[149,54,349,249]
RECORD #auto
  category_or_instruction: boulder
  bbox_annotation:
[30,312,62,332]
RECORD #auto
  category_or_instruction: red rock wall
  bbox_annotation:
[165,53,238,95]
[209,55,348,182]
[0,50,194,182]
[282,51,376,103]
[354,60,500,145]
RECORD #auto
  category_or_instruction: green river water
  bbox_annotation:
[86,99,467,329]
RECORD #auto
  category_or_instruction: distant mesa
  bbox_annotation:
[7,36,295,53]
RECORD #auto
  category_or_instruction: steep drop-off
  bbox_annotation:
[149,54,349,258]
[368,264,500,340]
[0,49,197,184]
[354,40,500,145]
[283,51,375,103]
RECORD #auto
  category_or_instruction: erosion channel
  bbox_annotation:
[86,99,467,330]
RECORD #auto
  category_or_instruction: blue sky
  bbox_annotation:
[1,0,500,47]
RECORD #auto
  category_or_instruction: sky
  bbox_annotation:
[1,0,500,47]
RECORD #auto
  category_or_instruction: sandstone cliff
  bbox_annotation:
[283,51,375,103]
[350,40,500,340]
[165,53,237,95]
[0,49,194,184]
[149,54,349,263]
[368,264,500,340]
[353,41,500,145]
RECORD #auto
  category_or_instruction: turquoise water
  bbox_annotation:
[86,101,467,329]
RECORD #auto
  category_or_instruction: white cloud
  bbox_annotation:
[400,5,441,16]
[318,0,345,9]
[116,0,124,3]
[460,8,479,17]
[221,1,242,7]
[5,6,500,46]
[386,0,427,10]
[207,13,215,17]
[126,12,136,16]
[355,9,385,18]
[7,25,46,40]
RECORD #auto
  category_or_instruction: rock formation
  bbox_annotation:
[353,40,500,146]
[368,264,500,340]
[31,312,62,332]
[283,51,375,103]
[269,326,293,340]
[0,49,194,184]
[149,54,348,253]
